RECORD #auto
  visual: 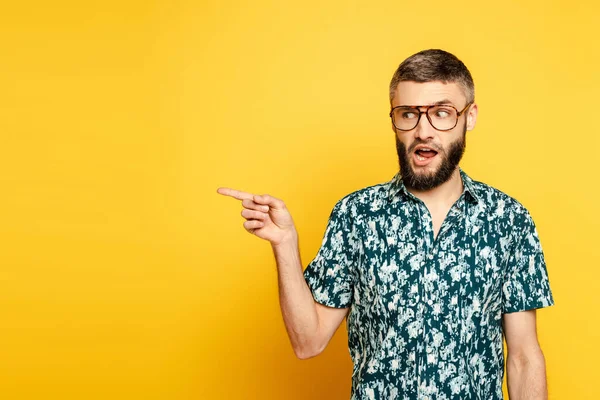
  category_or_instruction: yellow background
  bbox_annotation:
[0,0,598,399]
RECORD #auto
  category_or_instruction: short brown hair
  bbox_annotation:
[389,49,475,105]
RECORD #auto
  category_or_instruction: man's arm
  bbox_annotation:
[217,187,348,359]
[503,309,548,400]
[272,235,349,359]
[216,188,349,360]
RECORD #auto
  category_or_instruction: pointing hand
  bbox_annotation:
[217,187,298,246]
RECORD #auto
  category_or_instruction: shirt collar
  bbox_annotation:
[387,167,483,205]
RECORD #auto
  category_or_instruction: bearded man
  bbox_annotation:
[218,48,554,400]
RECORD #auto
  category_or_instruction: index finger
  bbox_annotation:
[216,187,255,201]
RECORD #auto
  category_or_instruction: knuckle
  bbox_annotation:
[244,200,259,210]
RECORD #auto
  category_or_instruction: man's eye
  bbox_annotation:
[402,112,417,119]
[434,108,452,118]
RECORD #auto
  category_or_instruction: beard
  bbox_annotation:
[395,124,467,191]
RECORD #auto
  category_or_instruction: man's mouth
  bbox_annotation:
[412,146,439,166]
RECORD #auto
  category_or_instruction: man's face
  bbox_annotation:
[391,81,477,191]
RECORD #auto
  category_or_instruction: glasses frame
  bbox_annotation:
[389,102,473,132]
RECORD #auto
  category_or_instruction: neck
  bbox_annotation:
[407,167,464,207]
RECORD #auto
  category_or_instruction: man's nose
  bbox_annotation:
[413,112,436,140]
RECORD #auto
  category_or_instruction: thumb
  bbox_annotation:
[253,194,285,210]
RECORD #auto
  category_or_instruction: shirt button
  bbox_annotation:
[427,299,432,305]
[427,254,433,260]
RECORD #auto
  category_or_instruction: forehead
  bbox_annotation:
[391,81,466,107]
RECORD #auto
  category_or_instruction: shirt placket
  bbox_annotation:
[415,197,466,400]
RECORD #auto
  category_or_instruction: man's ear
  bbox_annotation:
[466,103,478,131]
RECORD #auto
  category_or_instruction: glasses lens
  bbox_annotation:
[392,107,420,130]
[427,105,458,130]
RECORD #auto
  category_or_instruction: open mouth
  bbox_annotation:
[413,147,439,166]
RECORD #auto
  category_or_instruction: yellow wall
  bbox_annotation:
[0,1,597,399]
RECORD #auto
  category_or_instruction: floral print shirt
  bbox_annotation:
[303,168,555,400]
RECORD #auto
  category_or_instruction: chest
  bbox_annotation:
[356,202,512,319]
[429,207,449,241]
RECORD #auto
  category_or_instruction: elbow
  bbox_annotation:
[508,347,546,372]
[293,341,326,360]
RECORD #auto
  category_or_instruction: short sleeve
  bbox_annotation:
[502,209,555,314]
[303,197,359,308]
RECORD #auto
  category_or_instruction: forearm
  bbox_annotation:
[506,351,548,400]
[271,234,321,358]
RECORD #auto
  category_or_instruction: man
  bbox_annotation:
[217,49,554,399]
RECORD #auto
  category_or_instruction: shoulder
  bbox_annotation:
[331,179,392,219]
[469,175,536,227]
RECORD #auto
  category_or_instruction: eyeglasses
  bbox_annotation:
[389,102,472,131]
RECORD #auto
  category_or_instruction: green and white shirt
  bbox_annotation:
[303,168,555,400]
